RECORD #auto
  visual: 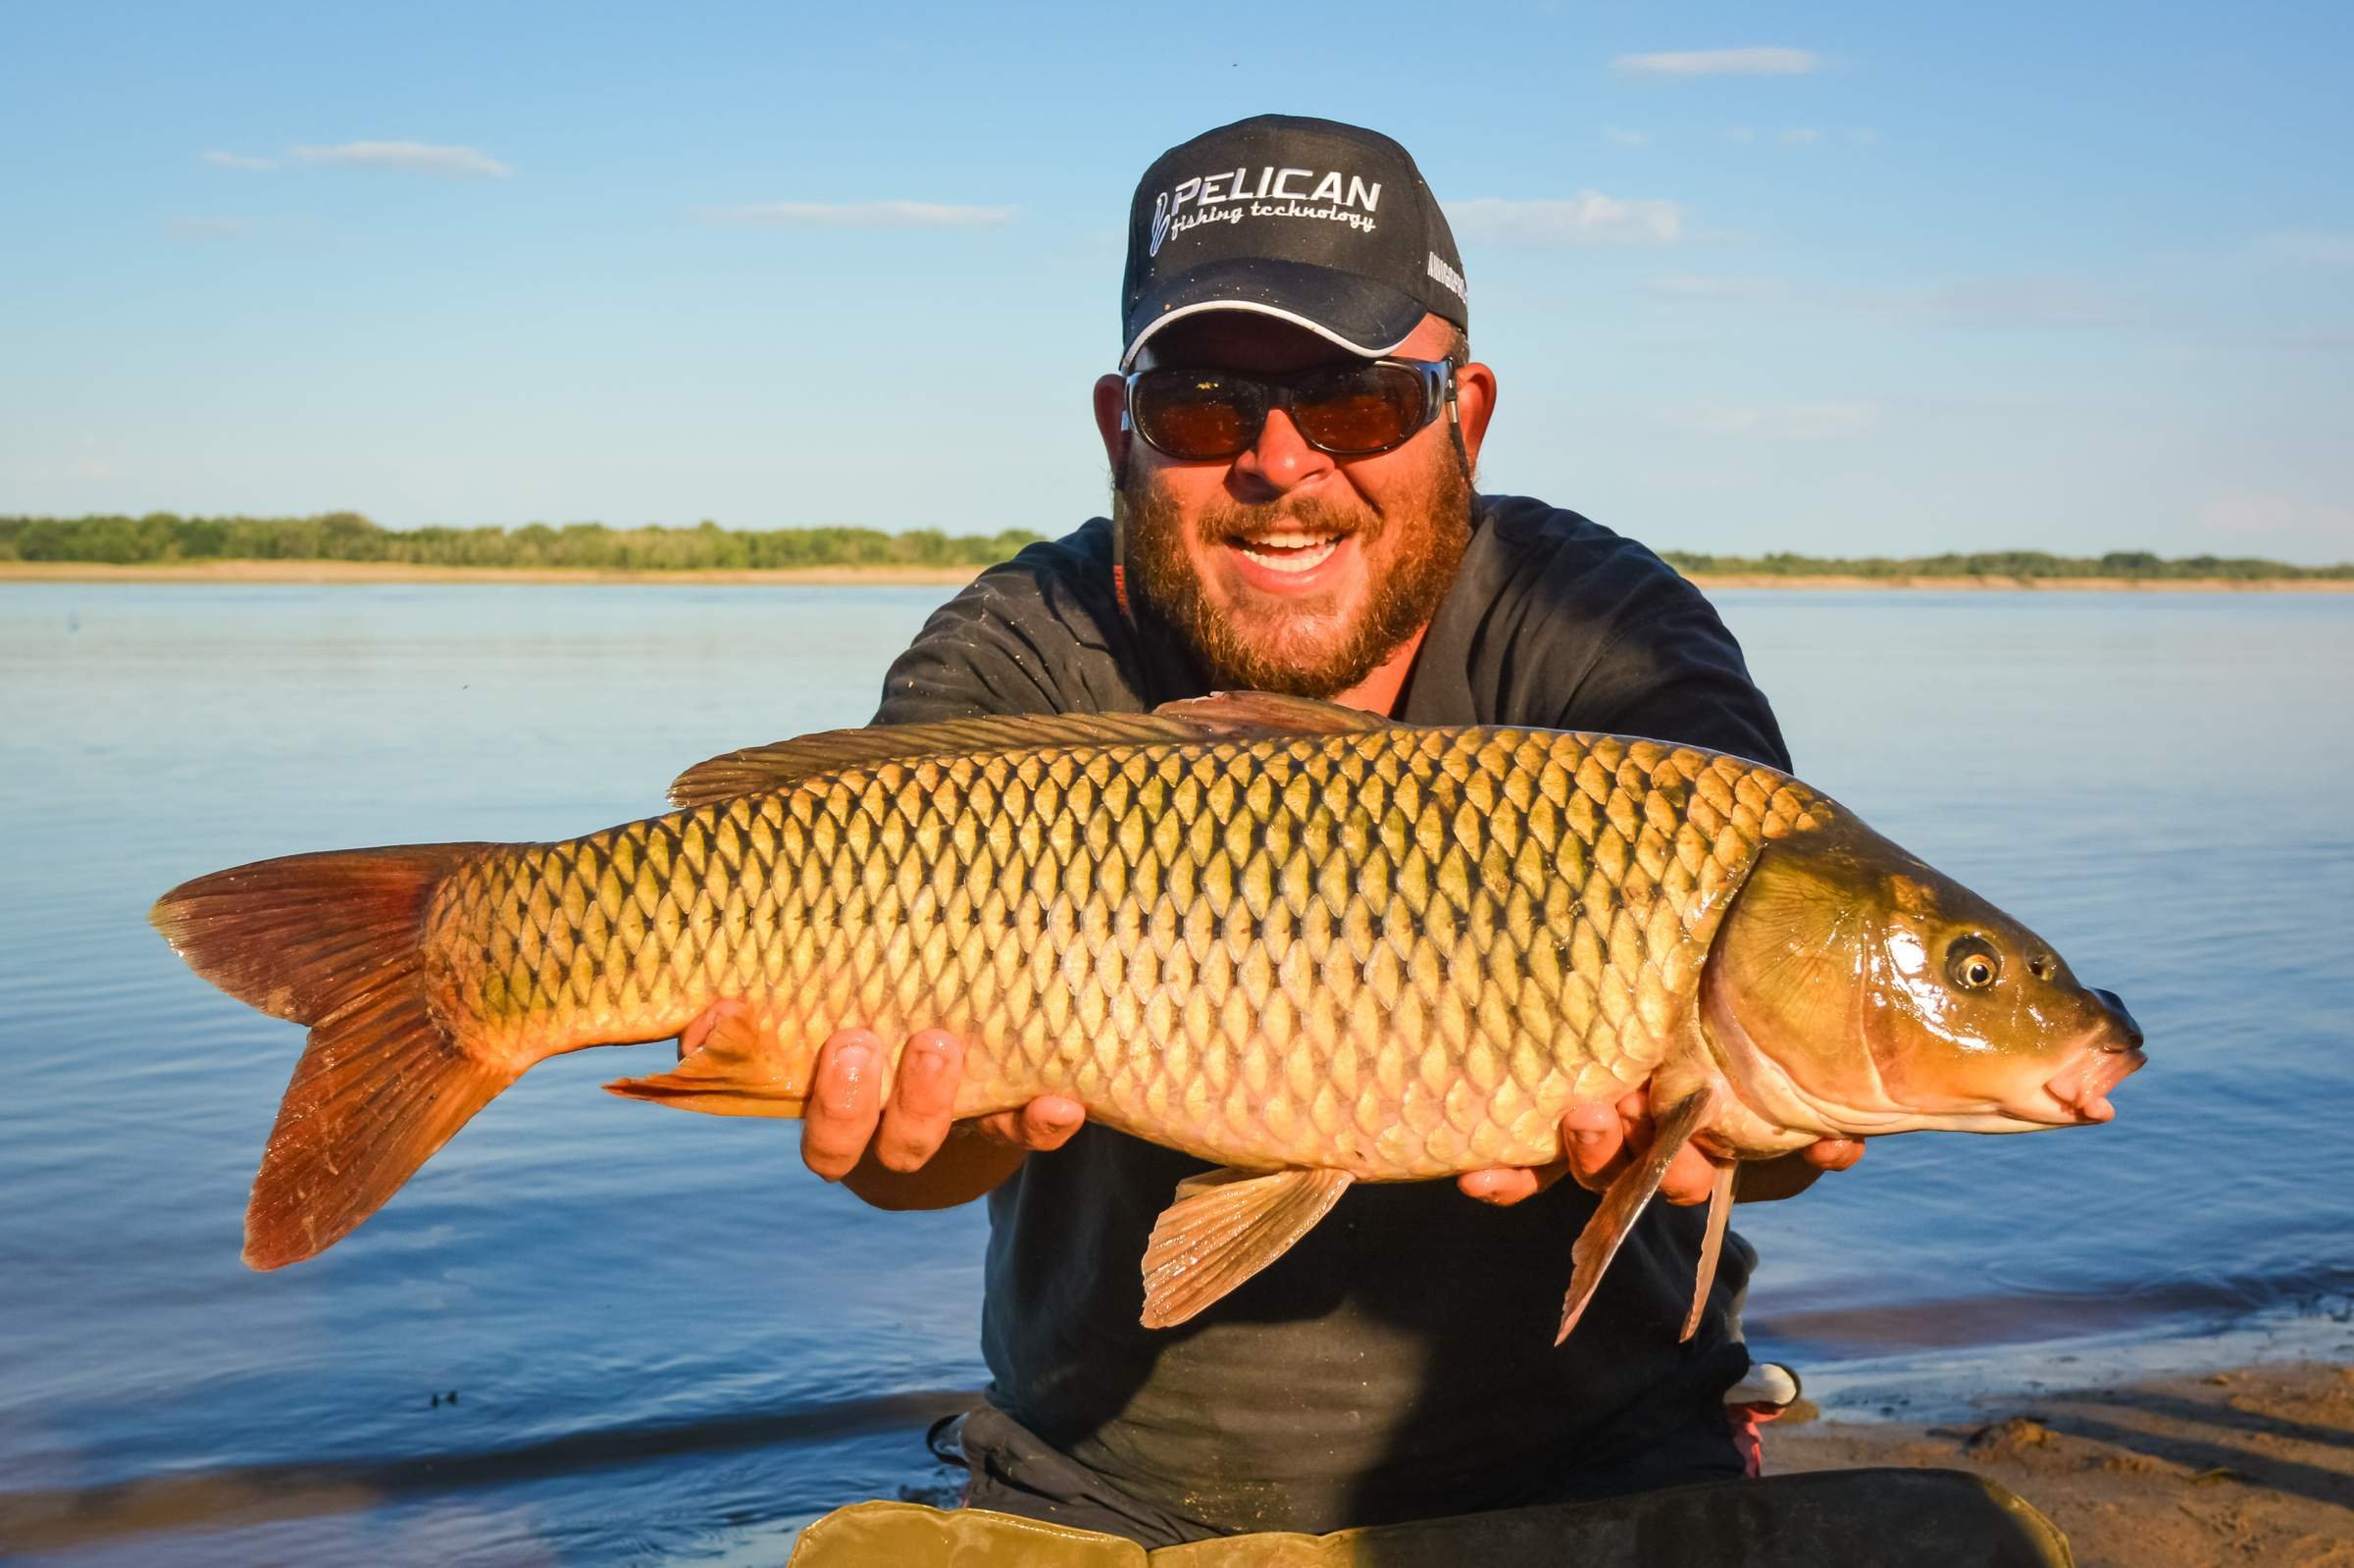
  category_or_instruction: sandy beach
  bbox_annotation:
[3,559,2349,591]
[1771,1360,2354,1567]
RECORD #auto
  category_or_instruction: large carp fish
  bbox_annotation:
[153,692,2144,1341]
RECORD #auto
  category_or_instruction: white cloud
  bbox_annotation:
[166,217,252,241]
[1664,401,1877,439]
[1446,193,1685,247]
[1614,47,1821,78]
[201,149,276,171]
[73,457,112,481]
[692,201,1017,228]
[1847,127,1881,146]
[1724,126,1757,144]
[291,141,512,178]
[1604,126,1652,146]
[1780,127,1821,146]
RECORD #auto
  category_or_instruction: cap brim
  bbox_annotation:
[1122,258,1427,370]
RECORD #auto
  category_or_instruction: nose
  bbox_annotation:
[2089,987,2144,1051]
[1228,407,1334,499]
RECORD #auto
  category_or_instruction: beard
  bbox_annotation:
[1119,455,1473,699]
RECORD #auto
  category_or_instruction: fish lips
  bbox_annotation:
[2034,1036,2148,1126]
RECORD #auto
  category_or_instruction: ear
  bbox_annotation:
[1452,359,1498,473]
[1093,374,1130,470]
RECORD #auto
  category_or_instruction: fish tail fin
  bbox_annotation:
[151,845,517,1270]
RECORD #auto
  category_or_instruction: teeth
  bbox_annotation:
[1232,531,1343,576]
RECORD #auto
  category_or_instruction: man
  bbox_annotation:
[739,115,1861,1544]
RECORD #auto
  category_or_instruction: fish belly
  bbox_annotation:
[427,728,1817,1180]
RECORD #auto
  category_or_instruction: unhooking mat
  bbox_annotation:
[783,1467,2073,1567]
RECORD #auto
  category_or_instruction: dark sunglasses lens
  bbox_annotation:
[1135,374,1259,459]
[1292,364,1425,454]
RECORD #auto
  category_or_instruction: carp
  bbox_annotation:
[151,692,2144,1341]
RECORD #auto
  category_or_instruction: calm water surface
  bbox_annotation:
[3,583,2349,1563]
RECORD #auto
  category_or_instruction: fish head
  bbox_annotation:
[1701,815,2145,1140]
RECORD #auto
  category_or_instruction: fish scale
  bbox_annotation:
[423,728,1825,1180]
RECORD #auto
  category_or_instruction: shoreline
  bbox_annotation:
[0,1359,2341,1561]
[1772,1359,2353,1568]
[3,559,2350,592]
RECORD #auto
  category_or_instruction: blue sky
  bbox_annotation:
[3,0,2348,562]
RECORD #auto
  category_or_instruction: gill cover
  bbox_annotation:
[1702,816,2132,1138]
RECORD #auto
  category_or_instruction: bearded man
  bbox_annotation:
[760,115,1861,1544]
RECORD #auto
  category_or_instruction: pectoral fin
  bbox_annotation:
[1681,1160,1738,1343]
[1558,1087,1719,1344]
[1140,1167,1354,1329]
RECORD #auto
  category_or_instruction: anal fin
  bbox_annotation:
[1558,1087,1719,1344]
[1141,1167,1353,1329]
[605,1000,807,1119]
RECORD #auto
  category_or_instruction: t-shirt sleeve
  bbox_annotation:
[1561,572,1793,772]
[873,526,1131,726]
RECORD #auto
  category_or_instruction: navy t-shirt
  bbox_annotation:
[874,495,1791,1539]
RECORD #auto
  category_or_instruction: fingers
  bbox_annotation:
[1562,1098,1628,1191]
[1564,1088,1725,1205]
[1458,1166,1546,1206]
[871,1030,963,1174]
[974,1096,1086,1152]
[1657,1141,1724,1206]
[799,1029,885,1181]
[1804,1138,1866,1171]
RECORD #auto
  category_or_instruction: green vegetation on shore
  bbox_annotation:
[1656,547,2352,582]
[3,512,2348,581]
[0,512,1046,572]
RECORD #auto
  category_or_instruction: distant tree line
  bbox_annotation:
[2,513,2346,581]
[1656,547,2352,582]
[0,513,1048,571]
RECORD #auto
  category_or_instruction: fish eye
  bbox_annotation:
[1946,934,2002,990]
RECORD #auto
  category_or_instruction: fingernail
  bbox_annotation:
[835,1042,871,1081]
[1572,1130,1607,1148]
[903,1046,944,1080]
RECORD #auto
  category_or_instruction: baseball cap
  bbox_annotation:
[1120,114,1467,370]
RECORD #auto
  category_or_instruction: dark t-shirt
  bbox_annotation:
[874,495,1792,1541]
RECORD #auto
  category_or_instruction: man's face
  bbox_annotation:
[1100,314,1491,700]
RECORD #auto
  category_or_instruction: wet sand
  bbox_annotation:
[2,560,2348,590]
[1770,1361,2354,1567]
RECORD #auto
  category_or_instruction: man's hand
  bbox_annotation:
[797,1027,1086,1181]
[1455,1087,1864,1208]
[675,1013,1085,1209]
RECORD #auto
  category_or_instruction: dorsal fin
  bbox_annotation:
[667,691,1390,807]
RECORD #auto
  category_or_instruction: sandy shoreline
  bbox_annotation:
[3,559,2348,591]
[1772,1359,2354,1567]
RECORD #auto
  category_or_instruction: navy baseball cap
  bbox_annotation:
[1120,114,1468,370]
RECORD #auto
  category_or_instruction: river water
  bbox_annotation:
[2,582,2348,1563]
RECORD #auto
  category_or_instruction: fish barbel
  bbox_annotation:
[152,692,2145,1340]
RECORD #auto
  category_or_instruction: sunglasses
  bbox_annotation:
[1124,357,1457,462]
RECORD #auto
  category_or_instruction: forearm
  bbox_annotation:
[839,1127,1028,1211]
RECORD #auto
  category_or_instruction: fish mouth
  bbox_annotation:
[2031,1037,2148,1125]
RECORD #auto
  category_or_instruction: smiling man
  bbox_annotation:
[763,115,1860,1544]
